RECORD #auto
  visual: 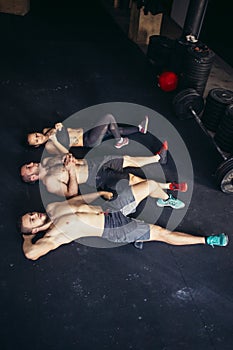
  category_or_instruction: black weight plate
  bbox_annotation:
[190,47,215,57]
[173,90,204,118]
[188,96,205,115]
[201,119,216,127]
[217,120,233,133]
[225,104,233,116]
[218,119,233,131]
[205,98,226,108]
[202,121,220,132]
[209,88,233,105]
[172,88,198,105]
[216,158,233,194]
[214,140,233,153]
[173,89,198,105]
[184,71,211,78]
[214,138,233,150]
[215,129,233,141]
[204,104,226,113]
[184,64,213,72]
[202,111,222,122]
[214,130,233,141]
[215,127,233,139]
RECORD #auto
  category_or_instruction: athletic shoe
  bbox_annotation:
[138,116,149,134]
[206,233,229,247]
[169,182,188,192]
[114,137,129,149]
[156,194,185,209]
[156,140,168,164]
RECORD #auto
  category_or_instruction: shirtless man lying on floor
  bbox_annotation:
[19,179,228,261]
[20,143,188,209]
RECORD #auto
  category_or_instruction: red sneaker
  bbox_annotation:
[156,140,168,164]
[169,182,188,192]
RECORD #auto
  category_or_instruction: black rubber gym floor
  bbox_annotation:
[0,1,232,349]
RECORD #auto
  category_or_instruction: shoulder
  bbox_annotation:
[45,140,60,155]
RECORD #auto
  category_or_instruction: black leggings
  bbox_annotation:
[83,114,139,147]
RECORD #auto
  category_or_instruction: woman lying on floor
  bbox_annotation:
[27,113,149,154]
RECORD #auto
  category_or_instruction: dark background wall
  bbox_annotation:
[170,0,232,67]
[199,0,233,67]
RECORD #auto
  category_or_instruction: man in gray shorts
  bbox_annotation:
[19,180,228,260]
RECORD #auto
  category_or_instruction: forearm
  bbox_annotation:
[52,139,69,154]
[67,191,107,205]
[22,235,34,257]
[65,168,78,197]
[42,155,65,167]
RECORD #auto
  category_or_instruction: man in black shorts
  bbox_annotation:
[19,180,228,261]
[20,149,187,209]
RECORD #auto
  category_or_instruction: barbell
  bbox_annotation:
[172,88,233,194]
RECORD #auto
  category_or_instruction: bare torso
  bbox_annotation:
[43,127,84,147]
[67,128,84,147]
[45,206,105,244]
[41,156,89,195]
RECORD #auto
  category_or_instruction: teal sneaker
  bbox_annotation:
[156,194,185,209]
[206,233,229,247]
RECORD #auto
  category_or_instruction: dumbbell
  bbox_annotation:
[172,88,233,194]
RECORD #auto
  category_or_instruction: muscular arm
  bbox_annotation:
[66,191,113,206]
[45,166,78,198]
[48,191,113,217]
[42,154,84,168]
[22,231,70,260]
[65,166,78,197]
[42,155,65,167]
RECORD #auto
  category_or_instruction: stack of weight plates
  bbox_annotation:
[147,35,175,73]
[179,42,215,96]
[216,157,233,194]
[173,39,195,75]
[202,88,233,131]
[214,104,233,153]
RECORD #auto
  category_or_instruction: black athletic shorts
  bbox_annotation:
[86,156,126,189]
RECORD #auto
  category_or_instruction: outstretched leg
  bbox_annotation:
[147,225,205,245]
[136,224,228,247]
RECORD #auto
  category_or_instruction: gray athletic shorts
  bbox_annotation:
[86,156,125,188]
[102,186,137,216]
[102,211,150,243]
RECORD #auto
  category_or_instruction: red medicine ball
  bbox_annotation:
[158,71,178,92]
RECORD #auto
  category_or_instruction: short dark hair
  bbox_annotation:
[17,215,31,234]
